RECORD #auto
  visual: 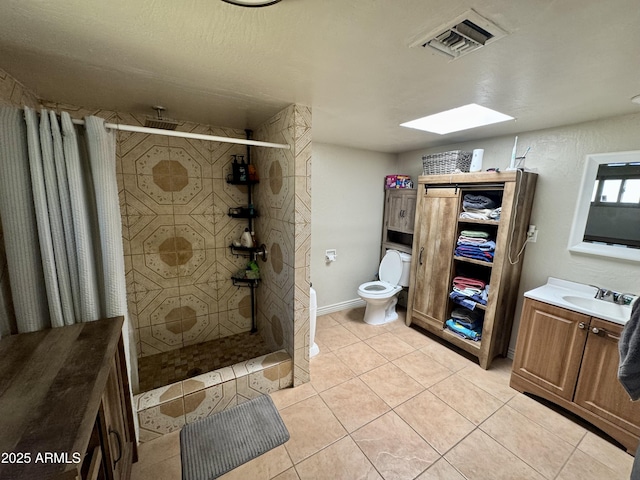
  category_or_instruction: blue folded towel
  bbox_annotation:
[445,319,482,341]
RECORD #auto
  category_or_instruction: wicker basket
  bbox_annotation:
[422,150,472,175]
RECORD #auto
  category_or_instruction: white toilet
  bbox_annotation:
[358,250,411,325]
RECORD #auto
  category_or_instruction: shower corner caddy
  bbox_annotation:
[225,134,266,332]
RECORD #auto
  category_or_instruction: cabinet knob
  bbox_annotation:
[578,322,586,329]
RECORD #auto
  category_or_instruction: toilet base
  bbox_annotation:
[362,296,399,325]
[310,342,320,358]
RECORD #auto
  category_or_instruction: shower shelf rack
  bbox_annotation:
[227,207,259,219]
[225,130,263,334]
[231,274,260,287]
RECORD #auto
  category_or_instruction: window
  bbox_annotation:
[568,151,640,263]
[584,162,640,247]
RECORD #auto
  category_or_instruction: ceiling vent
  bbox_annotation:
[409,9,507,60]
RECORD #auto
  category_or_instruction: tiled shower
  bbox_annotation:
[113,105,312,441]
[0,65,312,441]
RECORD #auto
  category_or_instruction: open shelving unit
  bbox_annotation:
[407,171,538,369]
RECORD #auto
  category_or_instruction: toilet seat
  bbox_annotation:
[378,250,403,286]
[358,281,401,298]
[357,249,411,325]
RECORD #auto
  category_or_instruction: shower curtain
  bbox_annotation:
[0,106,133,381]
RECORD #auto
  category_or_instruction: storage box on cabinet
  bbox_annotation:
[407,171,538,369]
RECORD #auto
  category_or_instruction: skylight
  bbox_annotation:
[400,104,514,135]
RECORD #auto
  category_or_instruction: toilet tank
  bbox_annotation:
[398,252,412,287]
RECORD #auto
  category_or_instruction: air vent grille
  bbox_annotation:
[410,9,507,60]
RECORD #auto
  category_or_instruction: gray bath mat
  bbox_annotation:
[180,394,290,480]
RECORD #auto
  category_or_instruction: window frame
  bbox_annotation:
[568,151,640,262]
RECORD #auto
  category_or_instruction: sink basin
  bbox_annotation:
[525,278,636,325]
[561,295,631,321]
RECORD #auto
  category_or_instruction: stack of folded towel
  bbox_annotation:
[455,230,495,263]
[448,307,484,337]
[459,194,501,221]
[449,276,489,310]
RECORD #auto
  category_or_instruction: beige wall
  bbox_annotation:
[311,143,397,310]
[255,105,312,386]
[397,112,640,352]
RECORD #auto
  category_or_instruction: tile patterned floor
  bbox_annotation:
[131,307,635,480]
[138,331,273,391]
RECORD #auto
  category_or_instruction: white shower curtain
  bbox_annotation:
[0,106,128,336]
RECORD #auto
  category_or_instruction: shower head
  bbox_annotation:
[145,105,179,130]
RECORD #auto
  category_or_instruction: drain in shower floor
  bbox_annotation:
[186,367,203,378]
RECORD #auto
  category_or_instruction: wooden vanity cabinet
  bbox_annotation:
[511,298,640,453]
[0,317,137,480]
[511,299,590,400]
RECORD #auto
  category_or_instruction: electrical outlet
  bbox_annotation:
[527,225,538,243]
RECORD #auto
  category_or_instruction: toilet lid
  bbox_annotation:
[379,250,403,285]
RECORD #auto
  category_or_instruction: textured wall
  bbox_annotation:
[118,117,254,356]
[311,143,398,309]
[397,112,640,352]
[254,104,312,386]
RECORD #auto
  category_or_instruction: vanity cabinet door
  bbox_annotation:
[512,299,590,401]
[402,192,416,233]
[99,354,134,480]
[409,188,458,328]
[574,318,640,436]
[387,192,406,232]
[387,189,417,234]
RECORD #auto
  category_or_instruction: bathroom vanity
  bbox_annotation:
[510,279,639,453]
[406,171,537,369]
[0,317,137,479]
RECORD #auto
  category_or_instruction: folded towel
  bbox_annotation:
[453,276,486,290]
[456,238,496,250]
[459,230,490,239]
[457,237,487,246]
[451,307,483,323]
[450,289,487,306]
[449,291,478,310]
[463,194,497,210]
[454,246,494,262]
[445,319,482,341]
[460,208,493,220]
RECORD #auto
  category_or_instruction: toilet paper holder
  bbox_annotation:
[325,249,337,262]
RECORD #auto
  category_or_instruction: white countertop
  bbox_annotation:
[524,277,634,325]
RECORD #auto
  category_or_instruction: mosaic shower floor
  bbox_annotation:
[137,332,273,392]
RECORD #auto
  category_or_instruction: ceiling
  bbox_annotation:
[0,0,639,154]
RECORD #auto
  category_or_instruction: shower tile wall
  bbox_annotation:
[0,67,41,336]
[254,104,312,386]
[116,116,254,357]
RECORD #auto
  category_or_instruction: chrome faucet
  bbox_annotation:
[594,288,612,300]
[613,292,636,305]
